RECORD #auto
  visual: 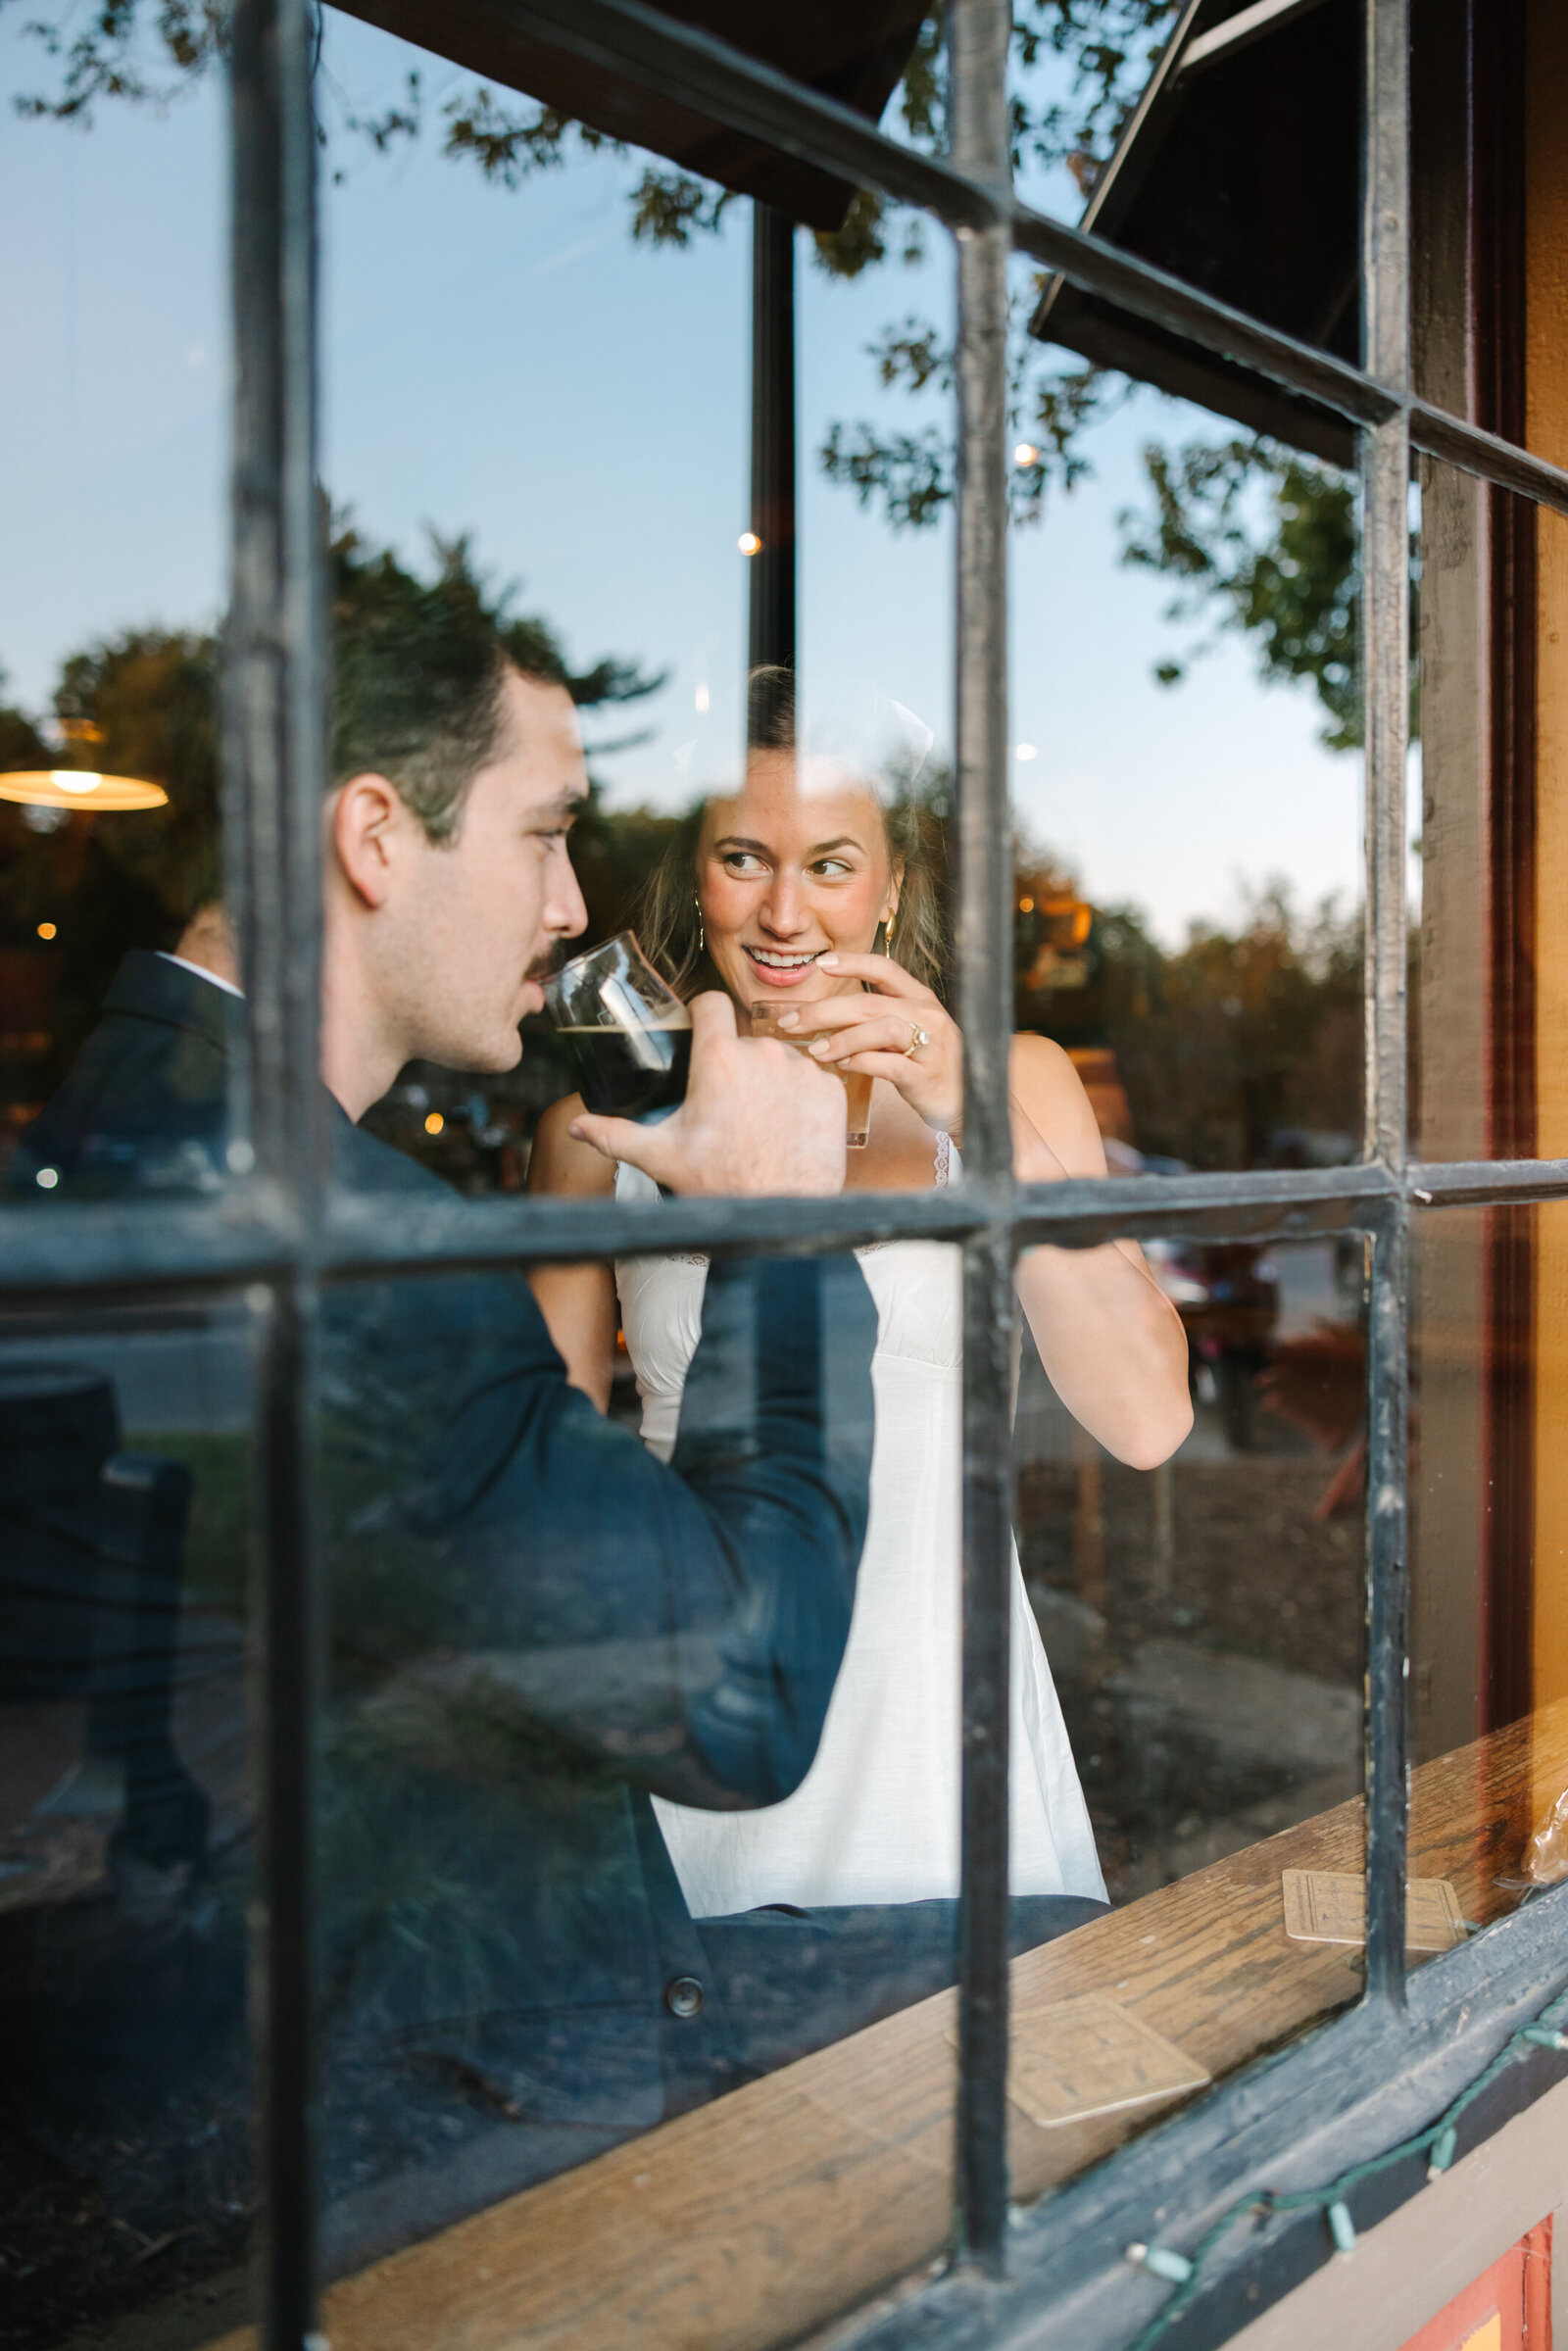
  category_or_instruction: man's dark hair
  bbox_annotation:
[329,528,563,846]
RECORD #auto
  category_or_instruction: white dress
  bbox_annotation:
[614,1137,1107,1918]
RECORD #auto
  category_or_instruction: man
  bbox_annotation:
[9,593,887,2243]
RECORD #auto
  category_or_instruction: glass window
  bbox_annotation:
[1007,320,1366,1176]
[7,0,1566,2342]
[1411,464,1568,1165]
[0,1300,258,2338]
[1410,1200,1568,1968]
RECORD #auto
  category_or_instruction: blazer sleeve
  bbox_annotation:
[324,1252,878,1812]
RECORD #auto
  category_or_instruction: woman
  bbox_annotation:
[528,712,1192,1916]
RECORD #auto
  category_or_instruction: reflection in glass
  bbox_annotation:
[1413,466,1568,1165]
[1002,349,1365,1175]
[1011,1233,1369,2159]
[1410,1202,1568,1962]
[0,1305,256,2340]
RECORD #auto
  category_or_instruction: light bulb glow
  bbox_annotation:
[36,921,57,940]
[1013,442,1040,466]
[424,1111,445,1135]
[738,531,762,556]
[1015,743,1039,761]
[0,769,169,811]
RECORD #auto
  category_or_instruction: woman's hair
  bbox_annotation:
[635,668,950,1001]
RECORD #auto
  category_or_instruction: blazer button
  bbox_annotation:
[664,1975,705,2019]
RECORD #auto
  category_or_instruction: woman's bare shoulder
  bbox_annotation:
[1008,1030,1083,1110]
[527,1091,616,1199]
[1007,1031,1107,1173]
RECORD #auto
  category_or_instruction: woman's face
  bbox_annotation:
[695,752,899,1005]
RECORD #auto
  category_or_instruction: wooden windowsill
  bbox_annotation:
[210,1710,1563,2351]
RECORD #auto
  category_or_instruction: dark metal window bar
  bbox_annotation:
[6,0,1568,2340]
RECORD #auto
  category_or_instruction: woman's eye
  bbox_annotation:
[723,853,766,875]
[812,858,853,878]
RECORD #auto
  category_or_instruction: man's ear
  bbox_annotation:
[330,773,405,909]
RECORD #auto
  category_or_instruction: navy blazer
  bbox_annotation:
[11,955,879,2180]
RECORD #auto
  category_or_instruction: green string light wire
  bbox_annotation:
[1120,1983,1568,2351]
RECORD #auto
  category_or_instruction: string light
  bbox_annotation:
[1121,1976,1568,2351]
[738,531,762,556]
[36,922,57,940]
[424,1111,445,1136]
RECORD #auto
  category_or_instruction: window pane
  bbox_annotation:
[1410,1,1568,477]
[1020,1,1362,440]
[0,1300,259,2339]
[0,14,230,1195]
[1009,1228,1369,2202]
[1412,465,1568,1163]
[313,8,955,1210]
[1410,1200,1568,1969]
[313,1247,994,2342]
[1008,304,1365,1174]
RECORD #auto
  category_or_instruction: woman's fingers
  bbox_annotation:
[808,1015,933,1062]
[815,952,926,998]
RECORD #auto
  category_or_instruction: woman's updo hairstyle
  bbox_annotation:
[636,667,950,1003]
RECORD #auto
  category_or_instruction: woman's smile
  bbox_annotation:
[743,943,828,988]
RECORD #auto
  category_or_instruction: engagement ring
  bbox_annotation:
[906,1025,930,1058]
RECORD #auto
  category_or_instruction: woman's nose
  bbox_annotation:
[760,873,808,935]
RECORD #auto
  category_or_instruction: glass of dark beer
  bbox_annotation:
[543,933,692,1119]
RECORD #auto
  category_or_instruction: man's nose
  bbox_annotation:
[549,846,589,938]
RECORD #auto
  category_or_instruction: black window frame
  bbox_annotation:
[7,1,1568,2345]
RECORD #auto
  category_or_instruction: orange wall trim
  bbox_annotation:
[1397,2220,1551,2351]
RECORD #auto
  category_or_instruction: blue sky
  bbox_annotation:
[0,6,1381,943]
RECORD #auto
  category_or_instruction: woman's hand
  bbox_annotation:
[774,954,963,1135]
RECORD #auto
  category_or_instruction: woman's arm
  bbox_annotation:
[1007,1034,1194,1471]
[525,1093,620,1411]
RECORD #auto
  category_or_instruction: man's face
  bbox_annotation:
[388,670,589,1073]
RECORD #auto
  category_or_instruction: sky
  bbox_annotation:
[0,6,1394,945]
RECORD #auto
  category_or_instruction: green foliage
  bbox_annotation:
[819,418,952,528]
[1120,438,1364,749]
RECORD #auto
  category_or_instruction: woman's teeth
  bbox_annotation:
[746,948,820,968]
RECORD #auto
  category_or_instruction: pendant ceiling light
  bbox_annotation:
[0,720,168,812]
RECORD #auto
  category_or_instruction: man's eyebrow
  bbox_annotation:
[533,790,589,824]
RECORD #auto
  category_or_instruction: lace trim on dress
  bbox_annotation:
[934,1130,952,1188]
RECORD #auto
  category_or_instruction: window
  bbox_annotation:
[6,5,1568,2350]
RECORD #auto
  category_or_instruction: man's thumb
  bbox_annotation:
[567,1111,654,1171]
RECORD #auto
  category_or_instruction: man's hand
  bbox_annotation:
[568,993,849,1198]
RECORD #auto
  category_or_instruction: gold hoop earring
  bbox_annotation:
[693,897,706,955]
